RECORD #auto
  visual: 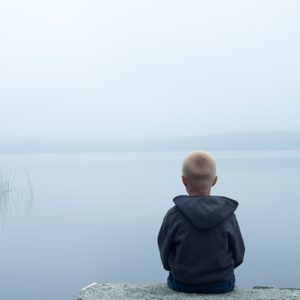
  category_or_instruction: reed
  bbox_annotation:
[0,167,33,222]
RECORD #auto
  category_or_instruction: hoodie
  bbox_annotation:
[158,195,245,285]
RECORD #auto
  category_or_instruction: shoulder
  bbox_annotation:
[225,213,242,232]
[164,205,181,220]
[161,205,183,228]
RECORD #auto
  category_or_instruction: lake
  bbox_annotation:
[0,150,300,300]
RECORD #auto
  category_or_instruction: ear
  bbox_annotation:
[181,175,188,187]
[212,175,218,187]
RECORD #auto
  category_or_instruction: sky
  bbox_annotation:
[0,0,300,138]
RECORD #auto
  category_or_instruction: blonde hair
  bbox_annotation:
[182,151,217,192]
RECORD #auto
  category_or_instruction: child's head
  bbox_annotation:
[181,151,217,196]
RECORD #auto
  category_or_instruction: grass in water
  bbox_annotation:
[0,167,33,223]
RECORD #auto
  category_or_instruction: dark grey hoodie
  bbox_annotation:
[158,195,245,285]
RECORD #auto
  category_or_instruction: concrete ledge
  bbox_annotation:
[74,283,300,300]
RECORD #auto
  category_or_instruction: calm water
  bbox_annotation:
[1,151,300,300]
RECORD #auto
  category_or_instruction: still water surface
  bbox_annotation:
[0,151,300,300]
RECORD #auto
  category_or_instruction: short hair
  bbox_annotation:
[182,151,217,192]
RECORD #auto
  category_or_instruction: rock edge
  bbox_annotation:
[74,283,300,300]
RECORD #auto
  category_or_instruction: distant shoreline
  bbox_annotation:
[0,131,300,153]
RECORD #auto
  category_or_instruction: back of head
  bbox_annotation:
[182,151,217,194]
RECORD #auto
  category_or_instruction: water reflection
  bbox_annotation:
[0,167,33,221]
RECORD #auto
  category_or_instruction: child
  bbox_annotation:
[158,151,245,294]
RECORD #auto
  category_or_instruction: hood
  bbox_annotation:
[173,195,238,231]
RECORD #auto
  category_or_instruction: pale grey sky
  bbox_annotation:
[0,0,299,138]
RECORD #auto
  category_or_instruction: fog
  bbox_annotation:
[1,0,300,138]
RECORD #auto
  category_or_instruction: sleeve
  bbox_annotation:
[157,213,175,271]
[229,214,245,268]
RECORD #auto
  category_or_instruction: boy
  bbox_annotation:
[158,151,245,294]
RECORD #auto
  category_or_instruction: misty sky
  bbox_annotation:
[1,0,299,138]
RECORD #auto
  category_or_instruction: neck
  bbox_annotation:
[188,189,211,196]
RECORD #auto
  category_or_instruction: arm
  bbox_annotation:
[229,214,245,268]
[157,214,175,271]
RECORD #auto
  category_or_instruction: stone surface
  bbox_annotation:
[74,283,300,300]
